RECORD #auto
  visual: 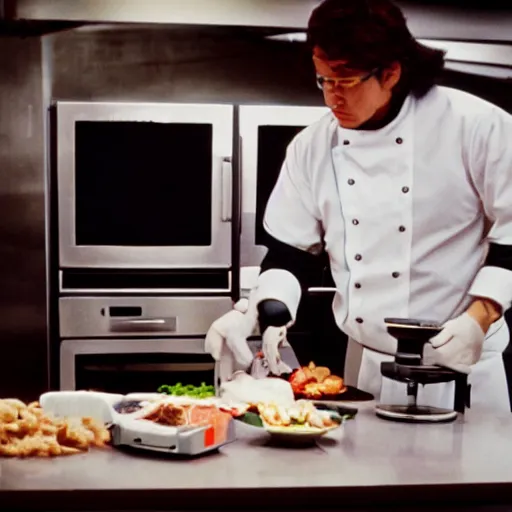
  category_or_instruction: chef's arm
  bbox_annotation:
[468,243,510,332]
[257,234,326,331]
[466,297,502,334]
[467,105,512,330]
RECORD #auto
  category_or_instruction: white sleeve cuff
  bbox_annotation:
[468,265,512,312]
[255,269,302,322]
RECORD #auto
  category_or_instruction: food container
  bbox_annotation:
[111,415,236,456]
[40,391,236,457]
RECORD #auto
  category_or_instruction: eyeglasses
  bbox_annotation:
[316,68,379,91]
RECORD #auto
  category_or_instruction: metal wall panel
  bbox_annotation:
[0,36,48,400]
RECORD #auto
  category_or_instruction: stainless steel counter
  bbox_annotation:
[1,404,512,511]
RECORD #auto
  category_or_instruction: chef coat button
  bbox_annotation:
[399,225,406,232]
[355,254,362,261]
[343,139,350,145]
[355,283,362,289]
[396,137,403,144]
[348,178,355,185]
[352,219,359,226]
[356,317,364,324]
[392,271,400,278]
[402,186,409,194]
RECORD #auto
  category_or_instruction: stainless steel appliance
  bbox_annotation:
[375,318,469,423]
[59,296,232,392]
[54,101,237,390]
[55,101,234,272]
[111,415,237,456]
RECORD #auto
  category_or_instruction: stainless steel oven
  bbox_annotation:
[59,296,233,392]
[239,105,328,268]
[61,338,216,394]
[55,101,234,270]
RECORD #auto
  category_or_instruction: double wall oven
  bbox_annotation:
[53,101,236,392]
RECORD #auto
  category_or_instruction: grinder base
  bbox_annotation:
[375,404,458,423]
[377,317,470,423]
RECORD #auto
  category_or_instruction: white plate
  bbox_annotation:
[262,421,341,442]
[238,416,342,444]
[263,423,340,435]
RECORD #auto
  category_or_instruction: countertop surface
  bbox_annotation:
[2,402,512,510]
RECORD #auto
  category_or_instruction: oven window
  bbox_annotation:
[255,125,305,247]
[75,353,215,395]
[75,121,212,246]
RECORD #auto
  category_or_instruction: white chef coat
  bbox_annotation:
[263,85,512,413]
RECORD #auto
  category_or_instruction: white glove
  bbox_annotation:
[205,268,302,380]
[428,312,485,374]
[205,297,292,378]
[204,294,257,369]
[262,325,293,376]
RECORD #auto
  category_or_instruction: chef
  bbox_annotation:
[206,0,512,414]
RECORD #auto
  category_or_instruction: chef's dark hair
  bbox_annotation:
[307,0,446,98]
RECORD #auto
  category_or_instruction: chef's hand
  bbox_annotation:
[262,325,293,376]
[428,313,485,374]
[204,296,257,369]
[428,299,501,374]
[205,269,301,375]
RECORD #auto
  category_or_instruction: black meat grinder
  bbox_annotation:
[375,318,471,423]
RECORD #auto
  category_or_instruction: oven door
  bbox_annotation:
[59,296,232,339]
[56,101,234,269]
[60,338,218,393]
[239,105,328,267]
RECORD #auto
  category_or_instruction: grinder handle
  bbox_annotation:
[384,317,442,329]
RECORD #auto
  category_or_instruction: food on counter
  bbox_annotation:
[257,401,338,429]
[139,401,232,445]
[0,398,110,458]
[218,402,251,418]
[141,402,188,426]
[289,362,347,399]
[219,372,295,407]
[157,382,215,399]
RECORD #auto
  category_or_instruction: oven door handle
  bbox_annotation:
[221,157,232,222]
[109,318,177,333]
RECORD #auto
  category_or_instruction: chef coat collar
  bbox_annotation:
[359,92,408,131]
[335,93,414,142]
